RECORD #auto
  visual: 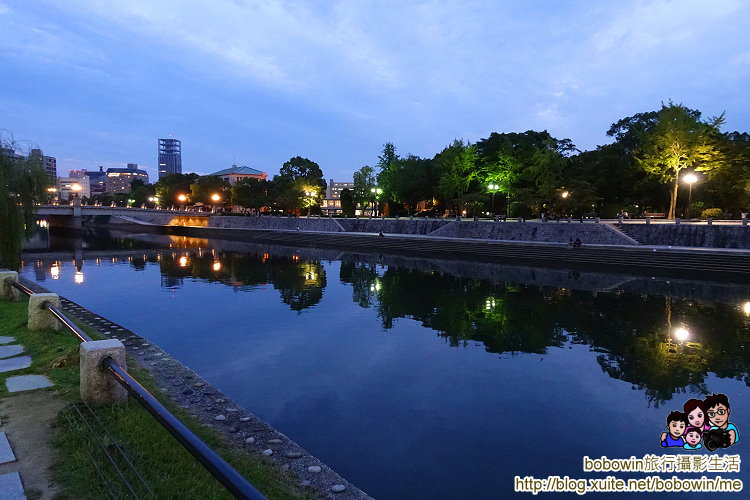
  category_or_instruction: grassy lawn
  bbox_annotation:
[0,299,310,500]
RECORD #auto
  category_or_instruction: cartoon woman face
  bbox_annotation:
[687,407,705,428]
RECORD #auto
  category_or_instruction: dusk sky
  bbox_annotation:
[1,0,749,182]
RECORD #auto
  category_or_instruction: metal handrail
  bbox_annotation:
[103,358,266,500]
[6,278,267,500]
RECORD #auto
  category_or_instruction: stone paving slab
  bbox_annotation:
[0,357,31,374]
[0,433,15,465]
[0,472,25,500]
[5,375,53,393]
[0,346,24,361]
[0,338,14,346]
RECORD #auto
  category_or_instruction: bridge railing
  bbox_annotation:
[4,277,267,500]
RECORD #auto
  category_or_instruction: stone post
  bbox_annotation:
[595,217,600,223]
[567,217,572,223]
[473,215,478,221]
[494,216,499,222]
[742,214,747,226]
[517,217,523,222]
[675,218,681,225]
[618,215,623,224]
[707,218,713,226]
[646,216,651,225]
[28,293,61,331]
[0,271,19,301]
[80,340,128,405]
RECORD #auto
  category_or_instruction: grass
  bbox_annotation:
[0,299,310,500]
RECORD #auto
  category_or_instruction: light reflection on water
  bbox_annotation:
[20,233,750,499]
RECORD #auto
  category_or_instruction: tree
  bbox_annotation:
[352,165,377,212]
[232,178,271,211]
[0,139,47,269]
[435,139,476,214]
[154,173,198,206]
[189,176,230,204]
[613,102,724,219]
[340,188,356,216]
[278,156,326,191]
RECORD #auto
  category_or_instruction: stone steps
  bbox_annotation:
[0,335,55,500]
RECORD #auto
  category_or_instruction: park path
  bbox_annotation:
[0,335,61,500]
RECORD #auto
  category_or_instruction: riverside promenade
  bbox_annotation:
[69,211,750,282]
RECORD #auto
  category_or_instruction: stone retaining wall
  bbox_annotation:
[621,224,750,249]
[430,221,634,245]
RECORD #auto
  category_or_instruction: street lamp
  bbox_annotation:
[561,191,569,199]
[488,184,499,213]
[683,173,698,219]
[370,187,382,216]
[177,193,187,211]
[304,190,317,216]
[211,193,222,213]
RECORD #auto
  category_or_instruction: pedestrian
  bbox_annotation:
[379,230,385,238]
[573,237,582,247]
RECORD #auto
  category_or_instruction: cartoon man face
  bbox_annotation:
[687,407,705,428]
[707,404,730,428]
[668,419,686,439]
[685,429,701,446]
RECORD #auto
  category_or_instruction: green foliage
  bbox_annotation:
[340,188,356,216]
[352,165,377,209]
[700,208,724,219]
[189,175,230,204]
[435,139,476,212]
[154,173,199,207]
[232,178,270,210]
[620,102,724,218]
[0,140,48,269]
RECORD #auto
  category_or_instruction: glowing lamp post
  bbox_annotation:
[177,193,187,211]
[211,193,222,213]
[370,187,383,216]
[488,184,499,213]
[70,183,82,203]
[683,173,698,219]
[304,190,316,216]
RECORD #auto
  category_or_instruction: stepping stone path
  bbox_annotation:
[0,335,56,499]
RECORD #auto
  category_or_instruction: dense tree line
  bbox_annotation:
[354,102,748,219]
[143,102,750,219]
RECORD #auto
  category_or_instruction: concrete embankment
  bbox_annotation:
[618,223,750,249]
[162,224,750,282]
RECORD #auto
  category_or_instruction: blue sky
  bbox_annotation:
[1,0,748,182]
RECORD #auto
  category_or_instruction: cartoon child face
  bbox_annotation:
[668,420,686,438]
[687,407,705,428]
[707,404,730,428]
[685,429,701,446]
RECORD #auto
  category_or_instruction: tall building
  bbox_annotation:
[106,163,149,192]
[57,176,91,200]
[85,166,107,194]
[158,138,182,179]
[321,179,354,214]
[68,169,87,178]
[28,149,57,186]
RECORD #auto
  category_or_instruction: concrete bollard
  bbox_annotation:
[494,216,499,222]
[675,218,681,225]
[473,216,478,221]
[80,340,128,405]
[595,217,600,223]
[0,271,18,301]
[28,293,61,331]
[707,218,713,225]
[742,215,748,226]
[567,217,572,223]
[646,216,651,225]
[618,216,623,224]
[517,217,523,222]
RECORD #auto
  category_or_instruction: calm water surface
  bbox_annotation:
[21,232,750,499]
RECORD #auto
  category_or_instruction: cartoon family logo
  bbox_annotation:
[659,393,740,452]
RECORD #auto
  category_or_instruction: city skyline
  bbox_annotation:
[1,0,749,182]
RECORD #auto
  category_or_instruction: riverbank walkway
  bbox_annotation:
[0,330,59,500]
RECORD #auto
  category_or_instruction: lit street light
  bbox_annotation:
[304,190,316,216]
[561,191,569,199]
[177,193,187,211]
[370,187,383,216]
[488,184,499,213]
[683,173,698,219]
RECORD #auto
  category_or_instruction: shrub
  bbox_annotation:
[700,208,724,220]
[508,202,532,219]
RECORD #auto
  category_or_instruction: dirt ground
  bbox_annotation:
[0,391,66,500]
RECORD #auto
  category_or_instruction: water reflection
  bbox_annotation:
[22,236,750,408]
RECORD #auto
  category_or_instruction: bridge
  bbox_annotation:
[36,204,201,217]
